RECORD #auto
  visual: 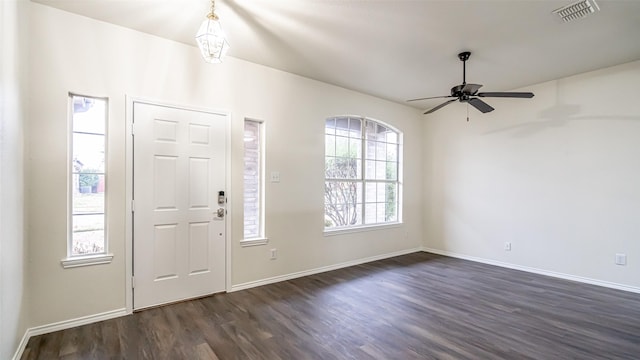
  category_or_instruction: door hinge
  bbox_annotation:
[131,200,135,212]
[132,276,135,289]
[131,122,135,135]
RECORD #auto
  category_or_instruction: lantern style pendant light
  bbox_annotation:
[196,0,230,63]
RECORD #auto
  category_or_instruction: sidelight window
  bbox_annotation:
[65,94,110,265]
[242,119,266,245]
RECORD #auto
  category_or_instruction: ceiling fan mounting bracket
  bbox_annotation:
[458,51,471,62]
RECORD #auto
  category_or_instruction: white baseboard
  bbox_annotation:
[12,330,30,360]
[231,247,422,292]
[13,249,421,358]
[12,308,128,360]
[12,248,638,359]
[421,247,640,294]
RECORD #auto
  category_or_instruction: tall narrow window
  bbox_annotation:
[243,119,264,240]
[69,94,107,257]
[324,116,401,230]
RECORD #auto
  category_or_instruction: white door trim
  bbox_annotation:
[124,96,232,314]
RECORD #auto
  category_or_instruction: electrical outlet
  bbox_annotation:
[615,253,627,266]
[504,242,512,251]
[270,171,280,183]
[270,248,277,260]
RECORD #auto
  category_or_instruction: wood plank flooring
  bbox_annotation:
[22,252,640,359]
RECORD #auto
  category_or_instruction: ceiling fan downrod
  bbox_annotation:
[459,51,471,85]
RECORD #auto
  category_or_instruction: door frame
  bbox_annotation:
[124,96,232,313]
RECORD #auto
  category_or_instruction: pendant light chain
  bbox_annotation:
[209,0,218,20]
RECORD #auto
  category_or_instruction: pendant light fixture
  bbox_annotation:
[196,0,230,63]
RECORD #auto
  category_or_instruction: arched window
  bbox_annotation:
[324,116,401,230]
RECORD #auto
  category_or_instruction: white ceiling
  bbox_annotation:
[32,0,640,110]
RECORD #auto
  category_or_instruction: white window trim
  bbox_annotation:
[64,93,111,267]
[323,116,403,233]
[323,222,402,236]
[240,238,269,247]
[61,253,114,268]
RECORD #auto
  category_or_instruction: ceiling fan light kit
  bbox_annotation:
[408,51,534,116]
[196,0,230,63]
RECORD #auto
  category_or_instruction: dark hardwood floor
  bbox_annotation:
[22,252,640,359]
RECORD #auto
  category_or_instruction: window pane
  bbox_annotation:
[326,157,358,179]
[377,183,387,202]
[365,160,375,179]
[73,133,105,172]
[385,131,398,144]
[73,177,105,214]
[325,118,335,135]
[335,136,349,157]
[386,162,397,180]
[349,138,361,159]
[385,183,398,222]
[73,97,106,134]
[244,120,262,239]
[325,157,334,178]
[365,182,376,203]
[325,135,335,157]
[349,118,361,137]
[365,140,376,160]
[364,203,377,224]
[376,141,386,160]
[336,117,349,136]
[386,143,397,161]
[324,181,362,228]
[72,214,105,255]
[375,160,386,180]
[377,203,387,223]
[365,121,376,140]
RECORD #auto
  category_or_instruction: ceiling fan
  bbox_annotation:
[408,52,534,115]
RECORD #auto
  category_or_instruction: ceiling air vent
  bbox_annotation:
[553,0,600,22]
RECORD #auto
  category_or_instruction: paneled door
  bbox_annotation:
[133,101,227,310]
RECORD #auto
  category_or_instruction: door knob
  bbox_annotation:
[215,208,225,219]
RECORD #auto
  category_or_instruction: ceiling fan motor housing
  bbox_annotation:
[450,83,482,98]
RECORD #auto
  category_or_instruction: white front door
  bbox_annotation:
[133,101,227,310]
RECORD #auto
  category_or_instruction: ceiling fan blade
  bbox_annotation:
[407,95,454,102]
[461,83,482,95]
[477,92,534,98]
[424,99,457,114]
[468,98,494,113]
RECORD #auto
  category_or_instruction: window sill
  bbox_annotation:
[323,222,402,237]
[240,238,269,247]
[61,253,114,269]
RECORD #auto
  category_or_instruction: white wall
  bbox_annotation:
[27,3,423,328]
[423,60,640,289]
[0,1,29,358]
